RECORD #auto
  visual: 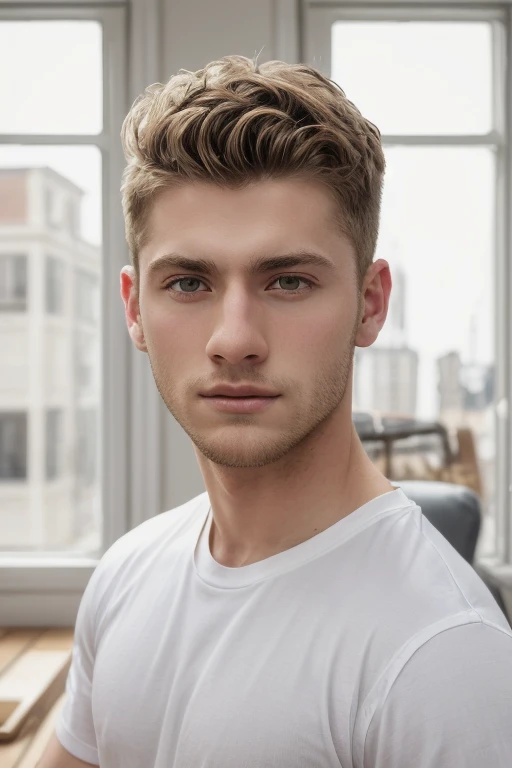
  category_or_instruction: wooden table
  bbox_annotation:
[0,628,73,768]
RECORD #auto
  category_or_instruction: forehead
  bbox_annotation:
[139,178,354,274]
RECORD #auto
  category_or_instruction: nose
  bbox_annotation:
[205,284,269,366]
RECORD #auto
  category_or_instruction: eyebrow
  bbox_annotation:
[146,250,337,279]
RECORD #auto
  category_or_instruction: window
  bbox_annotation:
[0,20,102,135]
[46,256,64,315]
[0,15,105,557]
[0,254,27,311]
[0,0,130,622]
[0,412,27,480]
[305,4,509,563]
[76,408,98,487]
[0,11,113,558]
[330,21,492,135]
[46,408,62,480]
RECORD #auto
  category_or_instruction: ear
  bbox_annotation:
[354,259,392,349]
[120,266,147,352]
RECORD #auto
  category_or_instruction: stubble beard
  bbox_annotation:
[146,330,358,469]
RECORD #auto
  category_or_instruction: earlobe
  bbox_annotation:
[354,298,379,348]
[129,318,147,352]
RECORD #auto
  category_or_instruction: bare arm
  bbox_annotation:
[36,732,99,768]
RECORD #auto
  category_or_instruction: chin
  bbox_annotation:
[191,430,299,469]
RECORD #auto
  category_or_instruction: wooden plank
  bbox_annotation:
[0,691,67,768]
[30,629,74,652]
[0,643,72,742]
[16,693,67,768]
[0,709,40,768]
[0,631,44,678]
[0,628,75,762]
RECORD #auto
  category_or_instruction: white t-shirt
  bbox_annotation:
[56,488,512,767]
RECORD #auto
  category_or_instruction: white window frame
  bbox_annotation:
[0,0,164,626]
[303,1,512,592]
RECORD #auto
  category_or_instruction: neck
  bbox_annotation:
[195,411,395,568]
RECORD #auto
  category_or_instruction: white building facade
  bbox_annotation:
[0,167,101,552]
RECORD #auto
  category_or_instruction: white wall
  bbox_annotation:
[157,0,298,512]
[162,0,275,76]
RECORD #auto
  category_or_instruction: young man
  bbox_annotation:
[41,56,512,768]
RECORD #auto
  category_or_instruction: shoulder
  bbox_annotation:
[85,491,209,604]
[355,618,512,768]
[372,498,510,632]
[109,491,207,555]
[104,491,209,560]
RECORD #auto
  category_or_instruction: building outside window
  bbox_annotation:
[0,253,27,311]
[45,408,62,480]
[0,412,27,480]
[46,255,64,315]
[45,186,60,229]
[0,2,128,599]
[76,408,97,488]
[76,268,99,325]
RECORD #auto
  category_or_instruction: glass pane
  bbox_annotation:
[45,408,62,480]
[0,147,102,554]
[353,147,496,553]
[0,413,27,479]
[0,145,101,244]
[0,254,27,311]
[331,22,492,134]
[0,21,102,134]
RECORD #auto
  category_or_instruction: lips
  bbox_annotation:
[206,394,278,398]
[200,385,280,398]
[200,394,280,413]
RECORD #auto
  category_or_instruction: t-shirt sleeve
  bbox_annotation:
[363,621,512,768]
[55,566,102,765]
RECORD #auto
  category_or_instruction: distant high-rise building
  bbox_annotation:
[437,351,463,412]
[460,364,495,411]
[437,350,495,414]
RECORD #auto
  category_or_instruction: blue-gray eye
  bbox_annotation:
[279,276,301,290]
[176,278,201,292]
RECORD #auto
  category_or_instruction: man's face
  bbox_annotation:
[121,178,386,468]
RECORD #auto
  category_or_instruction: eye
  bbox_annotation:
[165,277,209,294]
[267,275,314,293]
[163,274,315,298]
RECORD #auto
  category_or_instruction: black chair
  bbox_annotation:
[390,479,510,625]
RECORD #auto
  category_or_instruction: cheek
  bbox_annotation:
[286,304,353,356]
[143,302,194,345]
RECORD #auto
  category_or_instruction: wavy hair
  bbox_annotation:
[121,55,385,291]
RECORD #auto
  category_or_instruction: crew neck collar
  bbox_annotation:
[193,488,414,589]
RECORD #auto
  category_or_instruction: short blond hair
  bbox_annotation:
[121,55,385,290]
